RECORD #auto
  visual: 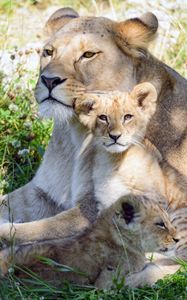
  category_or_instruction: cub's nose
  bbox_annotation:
[41,75,67,91]
[109,133,121,142]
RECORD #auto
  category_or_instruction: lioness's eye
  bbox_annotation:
[124,114,133,122]
[43,48,53,57]
[82,51,96,58]
[98,115,108,122]
[155,222,166,229]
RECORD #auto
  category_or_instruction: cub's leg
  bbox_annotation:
[0,241,56,276]
[125,260,180,287]
[95,268,115,290]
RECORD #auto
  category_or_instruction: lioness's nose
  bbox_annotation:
[109,133,121,142]
[41,75,67,91]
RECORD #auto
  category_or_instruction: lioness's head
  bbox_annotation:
[112,194,178,253]
[35,7,158,122]
[74,82,157,153]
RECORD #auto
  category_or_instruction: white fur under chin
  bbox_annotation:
[38,101,74,124]
[104,144,129,153]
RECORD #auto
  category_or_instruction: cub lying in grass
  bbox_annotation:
[0,194,177,289]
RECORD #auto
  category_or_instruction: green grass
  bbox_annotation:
[0,0,187,299]
[0,76,52,194]
[0,263,187,300]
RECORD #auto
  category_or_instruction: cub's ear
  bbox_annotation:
[130,82,157,115]
[73,96,98,129]
[73,98,96,115]
[113,12,158,57]
[44,7,79,36]
[120,194,147,228]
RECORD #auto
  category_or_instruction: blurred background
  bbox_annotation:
[0,0,187,194]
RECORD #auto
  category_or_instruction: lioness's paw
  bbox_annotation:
[0,223,16,242]
[0,249,10,276]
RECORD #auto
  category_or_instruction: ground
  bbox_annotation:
[0,0,187,299]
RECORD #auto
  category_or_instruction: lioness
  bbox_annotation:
[0,194,178,289]
[0,8,187,247]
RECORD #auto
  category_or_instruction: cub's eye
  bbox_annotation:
[98,115,108,122]
[82,51,96,58]
[43,48,53,57]
[124,114,133,122]
[155,222,166,229]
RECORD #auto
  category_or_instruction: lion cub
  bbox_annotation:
[74,82,166,211]
[7,194,176,289]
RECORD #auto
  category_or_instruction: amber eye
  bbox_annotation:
[124,114,133,122]
[43,48,53,57]
[155,222,166,229]
[98,115,108,122]
[82,51,96,58]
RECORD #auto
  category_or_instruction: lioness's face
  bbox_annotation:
[35,18,133,121]
[74,83,157,153]
[113,195,178,253]
[35,8,158,122]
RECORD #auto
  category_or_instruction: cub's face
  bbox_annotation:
[74,82,157,153]
[113,194,178,253]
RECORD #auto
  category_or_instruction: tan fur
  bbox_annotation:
[0,195,177,289]
[0,8,187,282]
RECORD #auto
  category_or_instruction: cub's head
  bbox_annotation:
[35,7,158,122]
[112,194,178,253]
[74,82,157,153]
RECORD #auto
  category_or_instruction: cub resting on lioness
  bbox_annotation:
[1,7,187,248]
[0,195,177,289]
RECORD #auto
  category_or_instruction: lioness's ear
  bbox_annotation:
[45,7,79,36]
[114,12,158,57]
[130,82,157,115]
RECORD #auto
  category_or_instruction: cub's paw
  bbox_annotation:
[125,263,160,288]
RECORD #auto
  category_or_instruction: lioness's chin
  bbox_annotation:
[104,144,129,153]
[39,101,73,123]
